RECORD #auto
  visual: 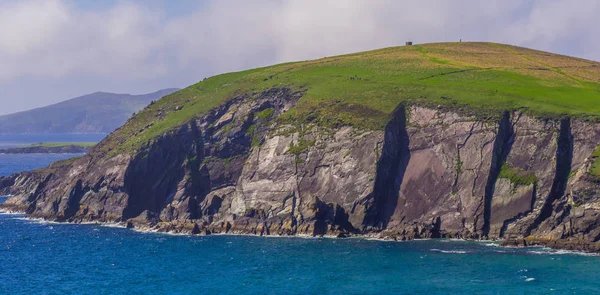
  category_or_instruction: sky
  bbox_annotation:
[0,0,599,115]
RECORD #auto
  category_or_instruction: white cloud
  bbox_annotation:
[0,0,598,114]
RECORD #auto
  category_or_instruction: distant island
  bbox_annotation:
[0,142,95,154]
[0,88,179,134]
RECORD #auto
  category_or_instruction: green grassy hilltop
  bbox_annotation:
[99,42,600,154]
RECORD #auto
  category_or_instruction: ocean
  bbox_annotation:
[1,135,600,294]
[0,134,105,177]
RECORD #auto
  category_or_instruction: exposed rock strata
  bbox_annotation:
[2,89,600,252]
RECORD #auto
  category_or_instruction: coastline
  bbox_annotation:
[2,203,598,256]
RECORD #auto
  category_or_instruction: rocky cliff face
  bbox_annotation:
[2,88,600,251]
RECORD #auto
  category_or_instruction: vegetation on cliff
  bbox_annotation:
[498,163,538,186]
[96,42,600,155]
[588,145,600,178]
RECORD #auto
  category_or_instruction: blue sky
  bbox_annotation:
[0,0,598,115]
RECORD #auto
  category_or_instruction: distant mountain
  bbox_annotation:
[0,89,179,134]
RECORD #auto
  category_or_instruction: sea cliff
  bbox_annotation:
[2,87,600,252]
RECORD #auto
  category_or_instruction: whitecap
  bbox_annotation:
[130,227,192,236]
[100,222,126,228]
[552,250,599,257]
[0,210,25,215]
[430,249,469,254]
[441,250,468,254]
[528,249,599,257]
[524,278,535,282]
[212,232,329,240]
[14,217,54,224]
[362,237,397,242]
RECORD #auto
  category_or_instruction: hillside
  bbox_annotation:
[3,42,600,252]
[99,42,600,155]
[0,88,178,134]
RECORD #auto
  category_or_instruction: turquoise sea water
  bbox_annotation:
[1,210,599,295]
[1,140,600,294]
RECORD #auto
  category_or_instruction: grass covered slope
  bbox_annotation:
[97,42,600,155]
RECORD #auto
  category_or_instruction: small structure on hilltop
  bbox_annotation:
[405,41,413,46]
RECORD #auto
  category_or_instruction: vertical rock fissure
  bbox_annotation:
[364,104,410,229]
[122,131,190,220]
[526,118,573,235]
[187,122,208,219]
[453,122,477,194]
[62,179,86,221]
[482,112,514,237]
[291,145,303,231]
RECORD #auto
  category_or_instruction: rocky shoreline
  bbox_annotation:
[2,202,598,254]
[2,88,600,254]
[2,198,599,254]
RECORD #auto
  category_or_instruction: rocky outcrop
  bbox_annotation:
[374,107,497,239]
[3,88,600,252]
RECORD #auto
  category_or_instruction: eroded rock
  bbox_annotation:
[4,94,600,252]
